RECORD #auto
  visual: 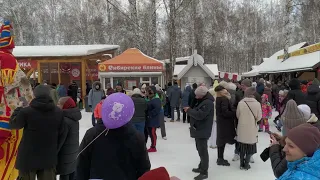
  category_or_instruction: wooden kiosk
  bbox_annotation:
[13,45,119,98]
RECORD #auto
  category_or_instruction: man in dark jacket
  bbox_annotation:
[57,97,82,180]
[9,85,66,180]
[182,86,192,123]
[168,81,182,122]
[285,78,306,105]
[68,81,78,103]
[131,88,147,134]
[256,78,265,96]
[76,121,151,180]
[166,82,173,118]
[184,86,214,180]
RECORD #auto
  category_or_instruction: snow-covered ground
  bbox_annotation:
[79,110,279,180]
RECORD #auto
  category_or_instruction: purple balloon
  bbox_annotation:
[102,93,135,129]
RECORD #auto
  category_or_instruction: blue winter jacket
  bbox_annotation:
[277,149,320,180]
[182,86,191,107]
[146,94,161,128]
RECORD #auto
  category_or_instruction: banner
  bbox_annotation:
[18,60,37,69]
[70,65,81,81]
[86,65,98,80]
[99,64,163,72]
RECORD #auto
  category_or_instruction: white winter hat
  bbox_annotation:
[298,104,312,121]
[195,86,208,97]
[155,84,162,91]
[132,88,142,95]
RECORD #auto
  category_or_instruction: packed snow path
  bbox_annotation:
[79,111,278,180]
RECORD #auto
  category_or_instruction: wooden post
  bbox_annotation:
[26,68,34,78]
[81,60,86,107]
[58,62,61,84]
[37,61,42,83]
[84,60,93,83]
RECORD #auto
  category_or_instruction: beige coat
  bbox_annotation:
[236,97,262,144]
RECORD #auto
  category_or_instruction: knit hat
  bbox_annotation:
[244,87,256,98]
[0,20,15,50]
[282,100,306,130]
[33,85,51,98]
[195,86,208,97]
[138,167,170,180]
[241,79,252,88]
[219,81,228,89]
[132,88,142,95]
[59,97,76,109]
[298,104,312,121]
[287,123,320,157]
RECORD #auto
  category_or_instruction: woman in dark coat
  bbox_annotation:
[57,97,82,180]
[215,85,236,166]
[306,84,320,119]
[285,78,306,105]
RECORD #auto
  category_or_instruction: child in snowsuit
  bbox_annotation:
[94,96,106,122]
[259,94,272,132]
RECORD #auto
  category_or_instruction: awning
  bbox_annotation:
[99,48,164,72]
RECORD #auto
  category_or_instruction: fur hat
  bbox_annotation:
[155,84,162,91]
[195,86,208,97]
[132,88,142,95]
[219,81,228,89]
[298,104,311,121]
[227,82,237,91]
[244,87,256,98]
[287,123,320,157]
[282,100,306,130]
[0,20,15,50]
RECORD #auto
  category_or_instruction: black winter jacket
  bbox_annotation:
[187,93,214,139]
[57,108,82,175]
[286,79,306,105]
[76,121,151,180]
[188,89,197,108]
[9,96,66,173]
[306,84,320,119]
[216,95,236,146]
[269,144,287,178]
[131,94,147,123]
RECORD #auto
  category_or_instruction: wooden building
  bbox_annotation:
[13,44,119,98]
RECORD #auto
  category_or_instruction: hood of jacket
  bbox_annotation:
[199,92,215,103]
[289,79,301,90]
[63,108,82,121]
[285,149,320,179]
[185,86,192,92]
[242,97,258,103]
[92,81,102,91]
[173,85,180,91]
[307,114,318,123]
[30,96,56,112]
[307,84,320,95]
[131,94,144,98]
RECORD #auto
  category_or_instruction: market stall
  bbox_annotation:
[98,48,165,90]
[13,44,119,99]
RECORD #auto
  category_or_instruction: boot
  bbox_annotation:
[194,172,208,180]
[240,154,245,169]
[147,147,157,153]
[192,168,201,173]
[216,158,230,166]
[244,155,251,170]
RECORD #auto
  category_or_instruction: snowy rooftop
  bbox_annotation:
[174,64,219,76]
[161,56,190,63]
[13,44,120,57]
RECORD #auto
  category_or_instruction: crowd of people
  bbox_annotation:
[4,76,320,180]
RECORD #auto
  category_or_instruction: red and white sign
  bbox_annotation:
[71,65,99,81]
[219,72,241,81]
[99,64,163,72]
[18,60,37,69]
